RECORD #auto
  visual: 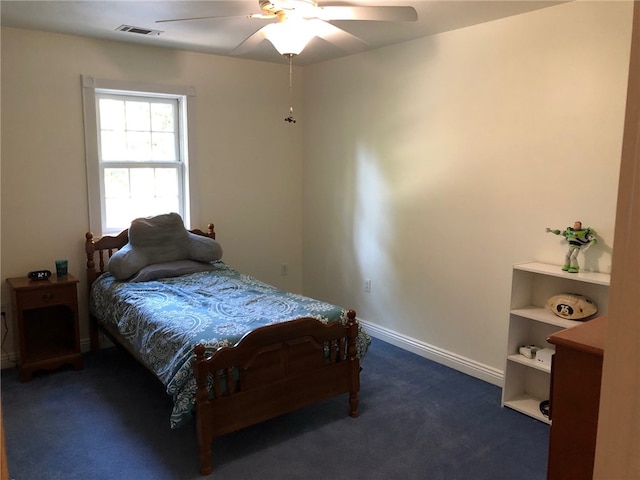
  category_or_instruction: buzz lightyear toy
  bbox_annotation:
[546,221,597,273]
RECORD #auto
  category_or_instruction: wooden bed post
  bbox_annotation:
[346,309,360,418]
[85,232,97,285]
[85,232,100,353]
[194,344,214,476]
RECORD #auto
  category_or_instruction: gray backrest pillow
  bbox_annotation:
[108,212,223,280]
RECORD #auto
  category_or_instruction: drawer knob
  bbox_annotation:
[42,293,54,301]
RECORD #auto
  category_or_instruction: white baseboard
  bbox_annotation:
[359,318,504,387]
[3,325,505,388]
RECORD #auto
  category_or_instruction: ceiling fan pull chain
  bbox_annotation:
[284,53,296,123]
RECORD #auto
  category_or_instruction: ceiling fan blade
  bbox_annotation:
[155,15,239,24]
[248,13,278,20]
[230,27,269,55]
[309,19,368,54]
[316,6,418,22]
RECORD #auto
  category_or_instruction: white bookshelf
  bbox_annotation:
[501,262,610,423]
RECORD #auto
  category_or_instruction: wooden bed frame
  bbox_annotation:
[84,224,361,476]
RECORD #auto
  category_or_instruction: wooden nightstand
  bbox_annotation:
[6,274,83,382]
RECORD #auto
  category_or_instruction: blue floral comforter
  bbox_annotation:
[90,260,370,428]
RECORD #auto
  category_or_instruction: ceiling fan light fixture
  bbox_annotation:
[263,19,315,55]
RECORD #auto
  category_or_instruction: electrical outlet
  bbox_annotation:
[364,279,371,293]
[281,264,288,276]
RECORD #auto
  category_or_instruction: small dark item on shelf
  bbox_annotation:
[540,400,550,418]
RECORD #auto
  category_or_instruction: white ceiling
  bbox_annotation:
[0,1,567,65]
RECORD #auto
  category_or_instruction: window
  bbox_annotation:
[82,76,196,235]
[97,93,184,231]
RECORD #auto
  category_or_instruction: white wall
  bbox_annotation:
[301,1,633,380]
[0,1,633,381]
[0,28,305,360]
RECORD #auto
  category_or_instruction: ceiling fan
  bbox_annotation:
[156,0,418,57]
[158,1,417,123]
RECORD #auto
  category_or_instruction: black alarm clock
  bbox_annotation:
[28,270,51,281]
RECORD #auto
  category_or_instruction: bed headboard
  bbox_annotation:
[84,223,216,290]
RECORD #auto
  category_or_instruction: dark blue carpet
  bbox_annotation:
[1,339,549,479]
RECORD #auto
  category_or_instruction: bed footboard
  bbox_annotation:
[194,310,360,476]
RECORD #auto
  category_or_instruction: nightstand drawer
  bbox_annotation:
[16,285,77,309]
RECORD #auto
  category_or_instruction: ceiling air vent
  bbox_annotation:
[116,25,163,36]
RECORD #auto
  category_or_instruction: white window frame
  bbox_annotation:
[82,75,198,236]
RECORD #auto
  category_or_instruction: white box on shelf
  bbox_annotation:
[536,348,555,367]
